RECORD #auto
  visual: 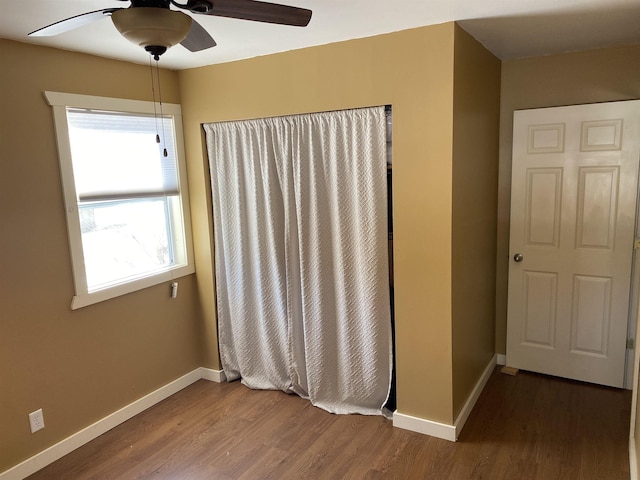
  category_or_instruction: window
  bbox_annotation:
[46,92,194,309]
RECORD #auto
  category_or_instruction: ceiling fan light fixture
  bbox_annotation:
[111,7,192,50]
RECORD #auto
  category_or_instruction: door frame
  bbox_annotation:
[625,194,640,389]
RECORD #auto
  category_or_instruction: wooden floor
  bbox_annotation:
[27,366,631,480]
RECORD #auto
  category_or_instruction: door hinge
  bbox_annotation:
[627,338,635,350]
[634,238,640,250]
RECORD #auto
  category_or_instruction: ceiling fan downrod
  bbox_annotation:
[170,0,212,13]
[129,0,171,8]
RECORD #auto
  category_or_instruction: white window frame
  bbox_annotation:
[46,91,195,309]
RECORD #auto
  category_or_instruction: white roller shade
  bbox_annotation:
[66,109,179,201]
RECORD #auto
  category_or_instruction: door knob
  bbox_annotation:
[514,253,523,262]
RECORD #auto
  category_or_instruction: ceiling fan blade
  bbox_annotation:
[28,8,121,37]
[194,0,312,27]
[180,18,217,51]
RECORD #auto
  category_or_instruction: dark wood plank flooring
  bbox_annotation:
[27,366,632,479]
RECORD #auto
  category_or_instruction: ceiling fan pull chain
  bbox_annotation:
[149,56,161,144]
[155,58,169,157]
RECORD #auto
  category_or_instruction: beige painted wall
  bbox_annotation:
[496,44,640,355]
[179,22,500,425]
[0,40,202,472]
[451,25,501,418]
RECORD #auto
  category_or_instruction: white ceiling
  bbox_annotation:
[1,0,640,70]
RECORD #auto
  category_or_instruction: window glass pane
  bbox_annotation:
[79,198,176,291]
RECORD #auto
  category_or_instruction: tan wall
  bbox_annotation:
[496,45,640,355]
[179,23,459,423]
[0,40,202,472]
[451,25,501,418]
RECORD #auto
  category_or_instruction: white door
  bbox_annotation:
[506,101,640,388]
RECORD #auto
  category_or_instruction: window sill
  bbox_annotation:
[70,264,195,310]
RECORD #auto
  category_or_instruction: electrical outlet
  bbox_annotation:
[29,409,45,433]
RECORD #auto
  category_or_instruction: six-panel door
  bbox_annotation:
[507,101,640,388]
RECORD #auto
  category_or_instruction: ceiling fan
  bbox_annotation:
[29,0,312,59]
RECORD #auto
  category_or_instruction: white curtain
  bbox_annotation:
[203,107,392,415]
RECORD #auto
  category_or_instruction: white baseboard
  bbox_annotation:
[200,367,227,383]
[631,436,638,480]
[0,367,226,480]
[393,354,497,442]
[393,411,457,441]
[497,354,506,366]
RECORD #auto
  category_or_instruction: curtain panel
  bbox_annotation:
[204,106,392,415]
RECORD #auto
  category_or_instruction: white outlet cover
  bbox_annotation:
[29,408,45,433]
